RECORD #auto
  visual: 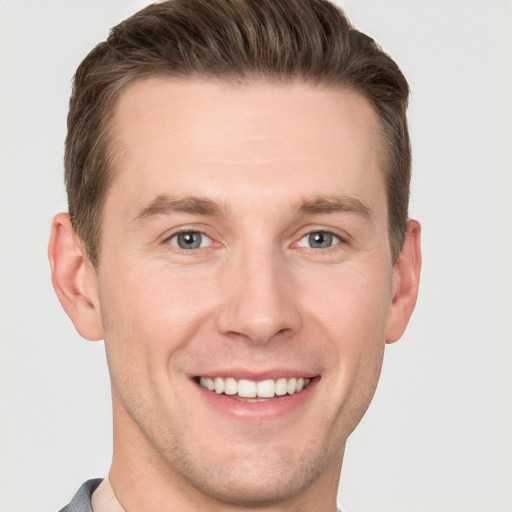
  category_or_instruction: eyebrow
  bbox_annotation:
[297,195,371,219]
[133,193,371,223]
[134,195,227,222]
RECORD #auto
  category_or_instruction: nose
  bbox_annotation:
[216,246,302,345]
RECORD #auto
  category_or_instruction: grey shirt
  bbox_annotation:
[59,479,102,512]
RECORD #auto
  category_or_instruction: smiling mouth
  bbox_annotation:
[197,376,312,400]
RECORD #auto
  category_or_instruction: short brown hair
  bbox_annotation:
[65,0,410,265]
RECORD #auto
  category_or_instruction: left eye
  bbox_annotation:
[297,231,340,249]
[167,231,211,250]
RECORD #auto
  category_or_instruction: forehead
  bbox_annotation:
[108,77,385,211]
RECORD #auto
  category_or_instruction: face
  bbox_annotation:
[91,78,401,506]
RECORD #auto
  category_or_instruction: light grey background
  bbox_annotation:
[1,1,511,511]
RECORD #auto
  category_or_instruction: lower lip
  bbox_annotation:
[193,379,318,421]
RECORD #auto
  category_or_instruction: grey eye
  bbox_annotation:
[168,231,211,250]
[298,231,339,249]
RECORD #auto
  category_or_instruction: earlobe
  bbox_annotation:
[48,213,104,341]
[385,220,422,344]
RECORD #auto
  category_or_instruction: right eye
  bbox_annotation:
[167,231,212,250]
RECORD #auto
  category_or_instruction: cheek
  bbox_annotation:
[299,261,392,378]
[289,262,391,441]
[305,261,392,334]
[98,263,218,373]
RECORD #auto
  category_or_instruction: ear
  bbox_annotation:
[48,213,103,341]
[385,220,422,344]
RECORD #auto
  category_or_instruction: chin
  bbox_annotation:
[186,463,313,507]
[173,439,340,508]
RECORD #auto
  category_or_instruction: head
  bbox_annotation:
[65,0,410,268]
[50,0,420,509]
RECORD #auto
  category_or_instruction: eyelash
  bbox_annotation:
[163,228,347,253]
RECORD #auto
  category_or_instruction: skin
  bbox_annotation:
[49,78,421,511]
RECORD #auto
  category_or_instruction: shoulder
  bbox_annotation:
[58,479,103,512]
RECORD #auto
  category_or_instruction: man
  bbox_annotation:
[49,0,421,510]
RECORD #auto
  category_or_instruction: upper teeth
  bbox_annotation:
[199,377,311,398]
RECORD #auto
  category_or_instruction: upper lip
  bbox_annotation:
[192,369,317,381]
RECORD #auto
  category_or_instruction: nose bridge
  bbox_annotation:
[217,241,301,344]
